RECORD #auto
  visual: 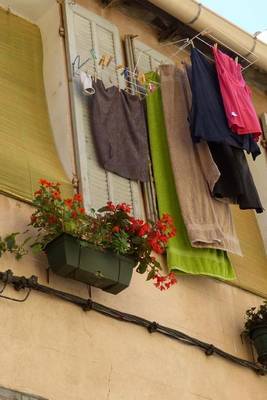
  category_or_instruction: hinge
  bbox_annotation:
[59,26,65,37]
[72,174,80,193]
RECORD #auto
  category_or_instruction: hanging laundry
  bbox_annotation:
[208,143,264,213]
[185,60,264,213]
[190,48,261,160]
[80,71,95,96]
[160,65,241,255]
[213,46,262,141]
[145,71,236,280]
[89,79,149,182]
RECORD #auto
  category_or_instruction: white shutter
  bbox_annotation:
[63,4,142,216]
[125,38,173,221]
[132,39,174,73]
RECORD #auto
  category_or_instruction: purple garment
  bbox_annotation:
[89,79,149,182]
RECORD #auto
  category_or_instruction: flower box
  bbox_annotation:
[28,180,177,292]
[249,324,267,365]
[244,301,267,366]
[45,233,136,294]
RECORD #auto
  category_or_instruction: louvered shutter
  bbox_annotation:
[63,4,142,216]
[132,39,174,72]
[125,37,173,221]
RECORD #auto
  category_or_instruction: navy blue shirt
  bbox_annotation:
[190,48,260,160]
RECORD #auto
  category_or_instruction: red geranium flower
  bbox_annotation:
[73,193,82,202]
[52,191,61,200]
[106,201,116,211]
[64,198,73,208]
[138,223,150,237]
[39,179,52,187]
[117,203,131,213]
[71,211,78,219]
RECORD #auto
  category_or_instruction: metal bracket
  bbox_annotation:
[0,288,32,303]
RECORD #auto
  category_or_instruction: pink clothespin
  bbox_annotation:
[148,83,156,93]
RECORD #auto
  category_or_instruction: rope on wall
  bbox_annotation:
[0,269,266,376]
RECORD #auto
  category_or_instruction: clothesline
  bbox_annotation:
[73,53,160,96]
[73,27,258,98]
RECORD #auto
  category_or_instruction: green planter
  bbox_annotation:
[45,233,136,294]
[249,324,267,365]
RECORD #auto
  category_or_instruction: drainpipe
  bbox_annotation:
[149,0,267,72]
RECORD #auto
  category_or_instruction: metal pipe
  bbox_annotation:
[148,0,267,72]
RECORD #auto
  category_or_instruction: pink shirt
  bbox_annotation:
[213,46,262,141]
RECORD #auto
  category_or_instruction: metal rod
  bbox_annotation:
[207,33,257,65]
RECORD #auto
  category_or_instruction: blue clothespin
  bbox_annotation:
[122,67,129,79]
[90,48,97,60]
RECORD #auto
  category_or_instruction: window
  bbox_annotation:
[63,3,142,216]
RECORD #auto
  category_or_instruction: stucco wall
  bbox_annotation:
[0,1,267,400]
[0,195,267,400]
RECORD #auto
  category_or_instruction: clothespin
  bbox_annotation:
[123,67,129,79]
[235,56,238,65]
[214,43,218,50]
[191,40,195,48]
[98,55,105,68]
[137,72,146,84]
[148,83,156,93]
[90,48,97,60]
[106,55,113,67]
[103,55,112,67]
[116,64,124,71]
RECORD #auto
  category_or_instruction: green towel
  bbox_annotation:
[145,72,235,280]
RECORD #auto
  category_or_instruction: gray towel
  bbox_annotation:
[160,64,242,255]
[89,79,149,182]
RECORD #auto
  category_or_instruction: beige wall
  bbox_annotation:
[0,1,267,399]
[0,195,267,400]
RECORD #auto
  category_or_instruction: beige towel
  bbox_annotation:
[160,64,242,255]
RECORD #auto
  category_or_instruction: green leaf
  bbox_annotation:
[31,243,43,254]
[136,261,147,274]
[146,269,156,281]
[64,221,76,233]
[4,233,17,250]
[97,206,109,213]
